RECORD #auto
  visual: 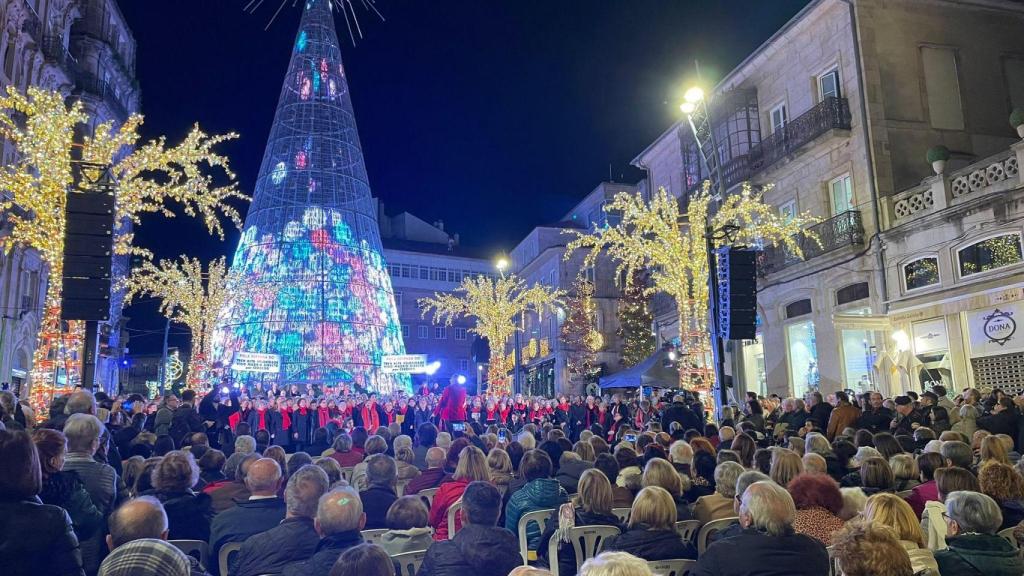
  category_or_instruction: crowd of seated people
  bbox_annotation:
[4,383,1024,576]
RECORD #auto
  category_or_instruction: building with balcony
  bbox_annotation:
[507,181,632,396]
[883,143,1024,395]
[633,0,1024,400]
[378,204,495,391]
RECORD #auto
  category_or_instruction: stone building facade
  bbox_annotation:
[0,0,138,394]
[633,0,1024,400]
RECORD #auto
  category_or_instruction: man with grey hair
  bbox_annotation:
[694,461,743,525]
[941,440,973,470]
[45,389,123,474]
[706,470,772,545]
[210,458,286,561]
[64,412,127,574]
[935,491,1024,575]
[359,453,398,529]
[233,465,330,576]
[668,440,693,476]
[234,434,256,455]
[281,486,365,576]
[209,452,259,513]
[693,481,828,576]
[406,445,447,495]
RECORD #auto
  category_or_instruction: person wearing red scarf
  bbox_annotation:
[317,399,332,429]
[498,402,510,425]
[359,395,382,431]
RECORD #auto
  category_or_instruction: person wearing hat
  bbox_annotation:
[890,396,926,436]
[919,392,951,434]
[98,538,191,576]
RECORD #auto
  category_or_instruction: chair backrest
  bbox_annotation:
[674,520,701,544]
[611,507,631,523]
[447,499,463,539]
[396,479,411,497]
[998,527,1019,547]
[169,540,208,568]
[696,517,739,555]
[392,550,428,576]
[826,545,839,576]
[895,489,914,499]
[419,487,440,507]
[340,466,355,482]
[647,559,697,576]
[517,508,557,564]
[361,528,388,544]
[219,542,243,576]
[547,525,622,576]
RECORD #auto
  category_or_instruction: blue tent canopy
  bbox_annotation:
[599,349,679,389]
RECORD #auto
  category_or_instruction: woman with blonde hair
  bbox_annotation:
[601,486,696,561]
[487,448,513,492]
[537,469,622,575]
[862,493,938,575]
[394,446,422,481]
[980,435,1011,467]
[428,445,490,540]
[641,458,692,520]
[770,449,804,488]
[579,551,653,576]
[890,453,921,492]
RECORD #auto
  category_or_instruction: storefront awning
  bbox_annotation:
[599,349,679,389]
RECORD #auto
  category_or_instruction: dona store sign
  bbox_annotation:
[967,301,1024,358]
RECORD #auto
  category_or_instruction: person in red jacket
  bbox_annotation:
[437,375,467,432]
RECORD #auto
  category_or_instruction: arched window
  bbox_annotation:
[958,233,1022,277]
[836,282,869,306]
[904,257,939,290]
[785,299,812,319]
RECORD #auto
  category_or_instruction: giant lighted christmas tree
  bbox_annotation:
[213,0,408,393]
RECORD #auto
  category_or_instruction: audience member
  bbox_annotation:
[207,453,258,512]
[906,452,944,518]
[935,491,1024,575]
[379,496,432,555]
[602,486,695,561]
[419,481,521,576]
[98,538,192,576]
[694,481,829,576]
[594,453,633,507]
[328,542,393,576]
[144,450,213,541]
[769,449,803,488]
[281,486,365,576]
[327,432,362,468]
[406,447,447,495]
[351,435,388,491]
[538,469,623,575]
[209,457,286,566]
[578,551,653,576]
[829,521,913,576]
[641,457,692,520]
[32,428,104,541]
[922,466,980,550]
[505,449,568,550]
[978,461,1024,530]
[233,465,330,576]
[861,493,937,575]
[105,496,209,576]
[0,429,85,576]
[787,473,845,545]
[694,461,742,525]
[360,453,399,529]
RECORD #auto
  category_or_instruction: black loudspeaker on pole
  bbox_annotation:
[716,247,758,341]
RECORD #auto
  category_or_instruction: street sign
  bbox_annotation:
[231,351,281,373]
[382,354,428,374]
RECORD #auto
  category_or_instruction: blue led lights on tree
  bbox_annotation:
[214,0,408,393]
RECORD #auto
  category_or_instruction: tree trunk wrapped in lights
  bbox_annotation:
[565,182,818,403]
[618,269,655,368]
[122,256,235,391]
[0,87,246,413]
[561,278,601,390]
[419,274,563,396]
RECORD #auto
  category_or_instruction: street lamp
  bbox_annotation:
[680,83,730,418]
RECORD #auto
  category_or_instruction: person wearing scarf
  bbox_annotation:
[499,401,511,425]
[360,396,382,431]
[555,396,571,425]
[292,397,312,451]
[318,399,332,429]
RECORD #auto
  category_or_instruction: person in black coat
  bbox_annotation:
[538,469,624,576]
[661,396,703,434]
[281,485,365,576]
[977,397,1019,438]
[806,393,833,431]
[143,450,214,542]
[601,486,696,561]
[417,481,521,576]
[694,481,829,576]
[291,398,315,451]
[0,429,85,576]
[169,390,206,448]
[890,396,927,436]
[359,454,399,530]
[857,392,894,434]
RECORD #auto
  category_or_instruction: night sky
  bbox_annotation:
[117,0,810,353]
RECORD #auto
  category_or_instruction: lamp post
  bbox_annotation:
[495,257,522,394]
[680,85,730,417]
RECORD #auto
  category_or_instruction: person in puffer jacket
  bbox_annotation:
[418,481,521,576]
[504,450,568,553]
[601,486,696,561]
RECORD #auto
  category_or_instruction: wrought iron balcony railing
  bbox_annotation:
[41,35,76,68]
[717,97,852,190]
[758,210,864,276]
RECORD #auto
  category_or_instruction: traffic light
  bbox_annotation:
[716,247,757,340]
[62,163,115,321]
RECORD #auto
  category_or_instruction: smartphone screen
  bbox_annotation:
[624,433,637,443]
[452,422,465,432]
[498,431,507,442]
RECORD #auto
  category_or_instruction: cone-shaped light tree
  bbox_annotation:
[566,182,818,394]
[0,87,246,412]
[419,274,563,396]
[561,278,602,386]
[618,269,655,368]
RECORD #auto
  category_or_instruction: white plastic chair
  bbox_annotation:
[446,499,463,539]
[361,528,388,544]
[168,540,209,568]
[219,542,243,576]
[517,508,557,564]
[392,550,428,576]
[547,525,621,576]
[696,516,739,555]
[419,487,440,507]
[647,559,697,576]
[674,520,701,544]
[611,507,631,523]
[340,466,355,482]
